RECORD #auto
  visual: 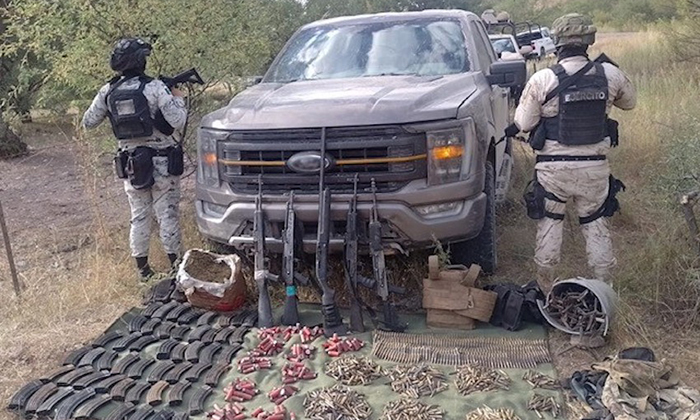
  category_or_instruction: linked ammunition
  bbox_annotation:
[324,356,383,386]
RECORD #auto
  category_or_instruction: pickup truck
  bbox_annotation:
[195,10,525,273]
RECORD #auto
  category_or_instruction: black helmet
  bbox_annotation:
[110,37,152,73]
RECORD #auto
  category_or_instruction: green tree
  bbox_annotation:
[0,0,26,158]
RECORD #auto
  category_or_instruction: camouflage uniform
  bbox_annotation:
[82,77,187,258]
[514,14,636,284]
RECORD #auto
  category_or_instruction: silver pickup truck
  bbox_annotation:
[195,9,525,273]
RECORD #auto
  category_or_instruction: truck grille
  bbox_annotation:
[219,126,427,194]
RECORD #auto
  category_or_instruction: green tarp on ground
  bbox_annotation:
[106,304,562,420]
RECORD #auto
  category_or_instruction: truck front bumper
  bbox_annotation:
[195,177,486,254]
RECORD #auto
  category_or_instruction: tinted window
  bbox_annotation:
[265,19,470,82]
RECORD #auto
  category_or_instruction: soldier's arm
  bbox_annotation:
[514,72,547,132]
[81,85,110,129]
[153,80,187,131]
[606,64,637,111]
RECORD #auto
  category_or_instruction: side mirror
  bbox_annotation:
[244,75,263,88]
[486,60,526,88]
[519,45,534,56]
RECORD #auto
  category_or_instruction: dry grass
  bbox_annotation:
[2,30,700,419]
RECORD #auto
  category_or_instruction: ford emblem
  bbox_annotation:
[286,151,335,174]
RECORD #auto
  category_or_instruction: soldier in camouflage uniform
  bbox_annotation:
[508,14,636,290]
[82,38,188,279]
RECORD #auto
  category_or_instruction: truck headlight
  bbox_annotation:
[197,128,228,187]
[427,127,466,186]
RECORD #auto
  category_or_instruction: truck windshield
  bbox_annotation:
[265,19,470,83]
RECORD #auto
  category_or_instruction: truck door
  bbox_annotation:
[469,20,509,179]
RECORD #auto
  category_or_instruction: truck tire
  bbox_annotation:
[450,160,497,274]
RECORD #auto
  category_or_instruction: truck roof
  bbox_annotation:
[303,9,477,29]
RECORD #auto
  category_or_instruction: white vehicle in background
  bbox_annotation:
[488,34,524,61]
[515,26,556,59]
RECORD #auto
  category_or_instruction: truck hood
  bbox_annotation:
[202,73,479,130]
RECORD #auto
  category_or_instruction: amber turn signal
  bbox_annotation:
[203,153,218,165]
[431,145,464,160]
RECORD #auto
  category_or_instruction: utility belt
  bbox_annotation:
[522,160,625,225]
[528,117,620,151]
[114,145,184,189]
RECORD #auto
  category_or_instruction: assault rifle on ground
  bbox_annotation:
[369,179,405,332]
[159,68,205,88]
[280,192,309,326]
[254,176,278,328]
[315,128,348,337]
[343,175,365,332]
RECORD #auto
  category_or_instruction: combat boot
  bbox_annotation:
[135,257,154,281]
[536,266,557,295]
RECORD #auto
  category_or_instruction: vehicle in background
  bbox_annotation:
[195,10,526,273]
[489,34,524,60]
[515,25,556,59]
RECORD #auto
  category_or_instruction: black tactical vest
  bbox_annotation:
[106,76,155,140]
[542,63,609,146]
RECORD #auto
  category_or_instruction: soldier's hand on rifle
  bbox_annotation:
[171,87,185,97]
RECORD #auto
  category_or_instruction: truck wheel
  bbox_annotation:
[451,160,497,274]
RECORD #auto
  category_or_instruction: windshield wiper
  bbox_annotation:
[363,72,419,77]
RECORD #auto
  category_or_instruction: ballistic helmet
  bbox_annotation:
[110,37,152,73]
[552,13,596,47]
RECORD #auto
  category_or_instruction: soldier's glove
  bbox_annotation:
[504,123,520,138]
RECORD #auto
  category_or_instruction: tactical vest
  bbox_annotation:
[542,63,609,146]
[106,76,155,140]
